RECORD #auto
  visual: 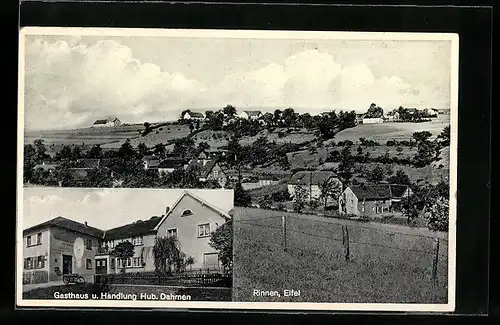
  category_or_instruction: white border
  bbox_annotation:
[17,27,459,312]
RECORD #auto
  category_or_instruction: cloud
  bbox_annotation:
[24,38,449,129]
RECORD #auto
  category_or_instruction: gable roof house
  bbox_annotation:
[91,117,122,128]
[142,155,161,170]
[22,217,105,284]
[287,171,343,205]
[339,184,413,216]
[157,158,187,175]
[183,111,205,120]
[187,159,228,188]
[238,110,262,120]
[23,191,233,283]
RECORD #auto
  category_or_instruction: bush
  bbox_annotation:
[271,189,291,202]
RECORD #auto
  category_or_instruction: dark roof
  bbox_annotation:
[104,217,162,240]
[158,158,186,169]
[93,119,109,125]
[243,110,262,116]
[289,171,338,186]
[188,159,221,178]
[23,216,104,238]
[348,184,410,200]
[187,112,205,118]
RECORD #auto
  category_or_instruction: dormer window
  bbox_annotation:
[181,209,193,217]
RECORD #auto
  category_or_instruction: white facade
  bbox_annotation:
[362,117,384,124]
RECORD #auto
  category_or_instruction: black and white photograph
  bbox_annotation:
[17,27,457,311]
[18,187,234,306]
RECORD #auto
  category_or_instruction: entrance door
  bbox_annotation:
[96,258,107,274]
[62,255,72,275]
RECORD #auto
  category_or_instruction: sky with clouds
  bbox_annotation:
[22,33,453,130]
[22,187,234,231]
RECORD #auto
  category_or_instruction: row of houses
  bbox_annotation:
[355,107,442,124]
[183,110,263,121]
[23,191,231,284]
[286,170,413,216]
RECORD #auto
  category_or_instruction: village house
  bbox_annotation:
[23,191,232,283]
[183,111,205,121]
[287,171,342,204]
[22,217,104,284]
[33,162,57,174]
[187,158,228,188]
[157,158,186,175]
[355,113,366,124]
[385,110,400,121]
[338,184,413,216]
[238,110,262,120]
[91,117,122,128]
[142,155,161,170]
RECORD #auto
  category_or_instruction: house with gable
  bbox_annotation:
[22,217,104,284]
[91,117,122,128]
[338,184,413,216]
[238,110,262,120]
[287,170,342,204]
[187,153,228,188]
[183,111,205,121]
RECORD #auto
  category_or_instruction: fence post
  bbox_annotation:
[282,215,287,251]
[342,225,350,262]
[431,238,440,286]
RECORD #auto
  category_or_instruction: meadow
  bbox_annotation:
[233,207,449,303]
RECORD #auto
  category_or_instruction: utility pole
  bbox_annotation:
[309,171,313,205]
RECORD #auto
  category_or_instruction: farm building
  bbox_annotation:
[157,158,187,175]
[238,110,262,120]
[91,117,121,128]
[362,117,384,124]
[183,111,205,121]
[187,158,228,188]
[142,155,161,170]
[23,217,104,284]
[23,191,232,284]
[287,171,342,204]
[385,110,400,121]
[338,184,413,216]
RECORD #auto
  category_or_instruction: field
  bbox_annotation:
[331,115,450,143]
[233,207,448,303]
[23,283,232,301]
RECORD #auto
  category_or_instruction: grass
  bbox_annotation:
[233,207,448,303]
[23,283,232,301]
[331,115,450,143]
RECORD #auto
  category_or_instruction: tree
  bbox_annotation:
[117,139,137,160]
[222,105,237,118]
[137,143,149,157]
[282,108,296,127]
[84,168,113,188]
[366,103,384,118]
[71,146,83,161]
[173,137,195,157]
[437,125,450,147]
[337,146,354,184]
[412,131,437,167]
[23,144,37,182]
[234,182,252,207]
[153,144,166,159]
[273,109,282,126]
[185,256,195,271]
[55,145,73,161]
[319,178,343,210]
[113,241,134,273]
[427,197,449,232]
[189,122,194,133]
[368,165,385,183]
[196,142,210,155]
[209,220,233,272]
[388,169,411,185]
[153,236,184,276]
[33,139,50,163]
[143,122,152,135]
[87,144,103,159]
[293,185,308,213]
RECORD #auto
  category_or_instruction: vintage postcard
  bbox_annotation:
[17,27,457,311]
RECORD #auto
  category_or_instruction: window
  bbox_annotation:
[37,233,42,245]
[96,260,101,267]
[86,259,92,270]
[85,239,92,250]
[37,256,44,268]
[360,206,365,213]
[132,236,143,246]
[181,209,193,217]
[167,228,178,238]
[116,259,121,269]
[126,258,132,267]
[111,259,115,269]
[198,223,211,238]
[26,236,31,247]
[133,257,141,267]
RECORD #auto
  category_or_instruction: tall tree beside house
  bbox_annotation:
[368,165,385,183]
[293,185,308,213]
[153,236,184,276]
[337,146,354,184]
[87,144,103,159]
[112,241,135,274]
[137,142,150,157]
[234,181,252,207]
[23,144,36,182]
[209,219,233,272]
[153,143,166,159]
[222,104,237,118]
[319,178,343,210]
[426,197,449,232]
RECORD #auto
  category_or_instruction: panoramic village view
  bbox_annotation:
[21,33,453,304]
